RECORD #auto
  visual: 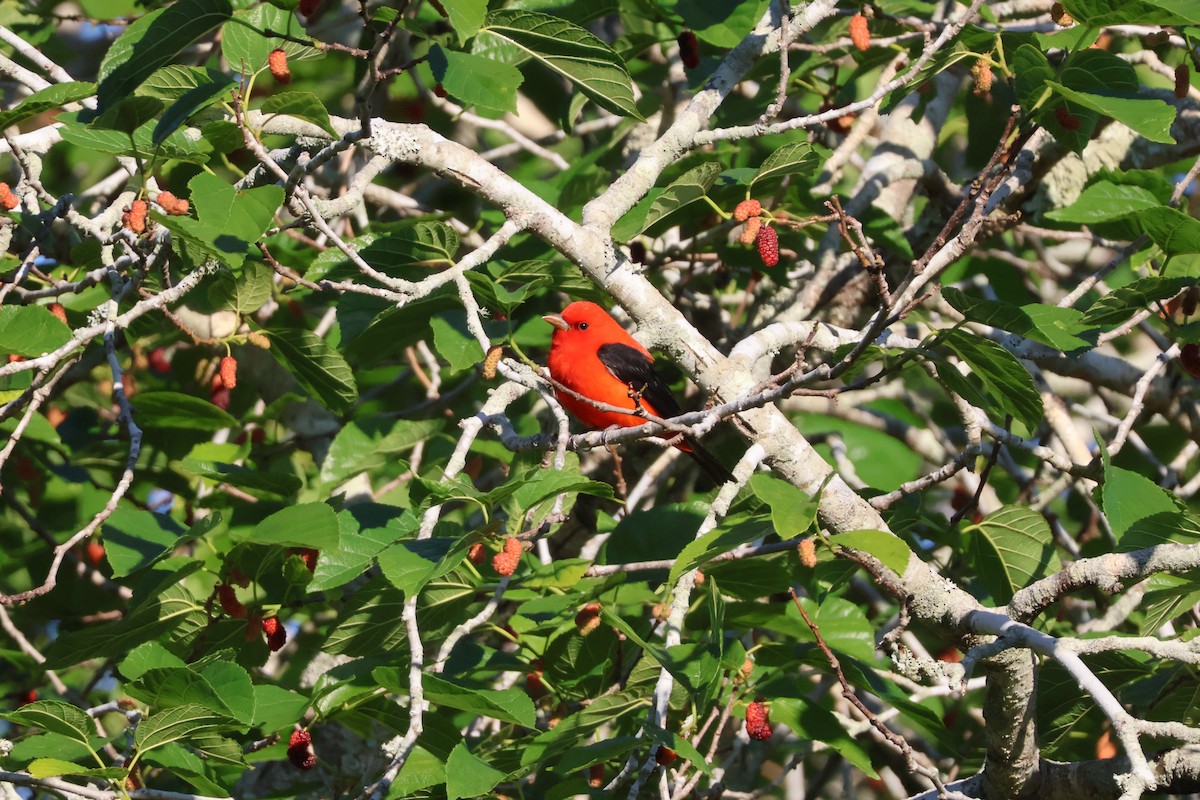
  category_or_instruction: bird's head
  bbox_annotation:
[543,301,627,345]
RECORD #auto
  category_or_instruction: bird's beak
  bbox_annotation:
[542,313,568,331]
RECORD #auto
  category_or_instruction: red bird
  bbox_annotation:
[543,301,732,484]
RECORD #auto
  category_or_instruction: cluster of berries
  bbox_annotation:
[734,199,780,268]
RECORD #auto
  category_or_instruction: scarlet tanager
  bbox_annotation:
[543,301,733,484]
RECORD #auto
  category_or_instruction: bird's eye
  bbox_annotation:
[578,322,589,331]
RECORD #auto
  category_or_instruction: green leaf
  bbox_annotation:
[1078,276,1192,327]
[770,697,877,777]
[430,314,486,374]
[45,573,207,669]
[0,306,72,358]
[445,741,507,800]
[134,704,239,756]
[392,746,447,795]
[1140,207,1200,256]
[750,142,821,187]
[1102,460,1200,551]
[222,5,321,74]
[480,10,641,118]
[1046,81,1176,145]
[133,391,239,432]
[266,328,358,414]
[441,0,487,41]
[306,224,459,281]
[552,736,638,773]
[0,82,95,130]
[97,0,232,113]
[789,596,877,662]
[153,73,236,145]
[0,700,95,746]
[668,0,769,46]
[939,328,1043,430]
[429,46,523,116]
[405,674,536,727]
[26,759,117,779]
[248,503,341,550]
[101,508,186,577]
[260,91,338,137]
[166,172,283,268]
[1046,181,1162,224]
[942,288,1095,351]
[750,473,820,538]
[1012,44,1054,112]
[320,418,442,486]
[965,506,1061,603]
[829,530,911,575]
[140,65,230,100]
[58,114,214,165]
[668,514,774,586]
[377,537,458,596]
[1060,0,1199,25]
[179,459,302,496]
[631,162,721,236]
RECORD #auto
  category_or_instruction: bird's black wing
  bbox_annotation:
[596,342,683,418]
[597,342,733,484]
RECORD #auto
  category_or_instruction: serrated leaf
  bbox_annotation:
[1046,181,1162,224]
[1078,276,1192,327]
[134,704,239,755]
[260,91,337,137]
[377,537,458,596]
[1012,44,1054,112]
[305,224,459,282]
[479,10,641,118]
[829,529,911,575]
[320,418,442,486]
[0,701,95,745]
[1140,206,1200,256]
[179,459,302,496]
[942,288,1096,351]
[1060,0,1199,25]
[770,697,877,777]
[401,674,536,727]
[101,508,187,577]
[97,0,232,113]
[153,73,236,145]
[0,306,73,358]
[442,0,487,42]
[750,473,820,538]
[222,5,321,74]
[965,506,1061,603]
[266,328,358,414]
[58,115,214,165]
[429,46,523,116]
[248,503,341,550]
[445,742,506,800]
[939,328,1043,430]
[0,82,94,130]
[633,162,721,235]
[750,142,820,187]
[667,515,773,586]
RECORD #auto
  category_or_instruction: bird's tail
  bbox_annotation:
[681,437,735,485]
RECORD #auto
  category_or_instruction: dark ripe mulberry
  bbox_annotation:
[677,30,700,69]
